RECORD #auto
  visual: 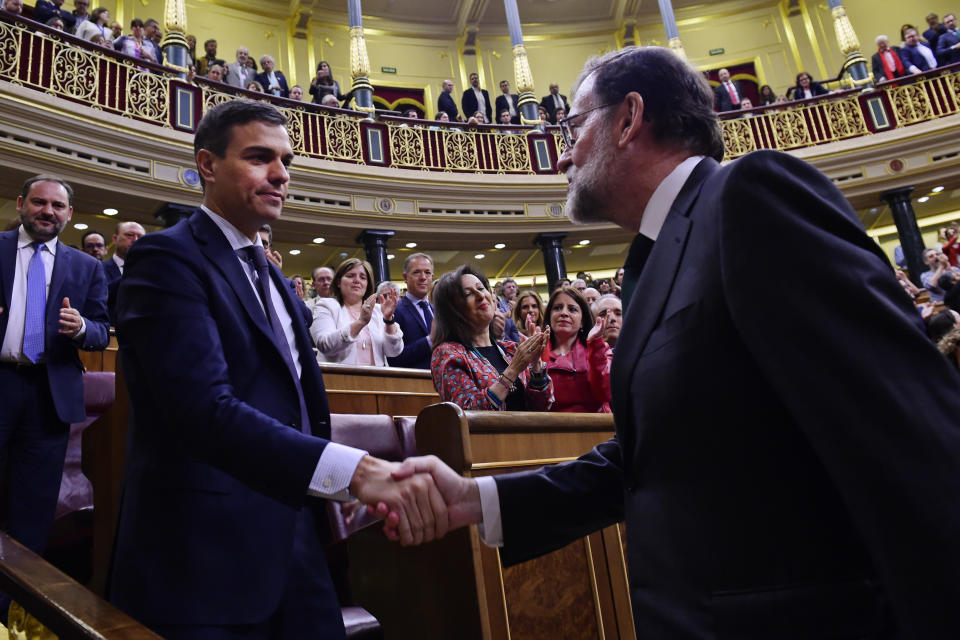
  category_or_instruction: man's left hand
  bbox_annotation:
[58,297,82,336]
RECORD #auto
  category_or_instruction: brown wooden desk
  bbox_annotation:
[319,362,439,415]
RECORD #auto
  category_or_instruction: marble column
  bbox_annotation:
[881,187,924,287]
[347,0,374,114]
[503,0,541,129]
[657,0,687,59]
[535,232,568,292]
[356,230,394,285]
[828,0,871,87]
[161,0,189,79]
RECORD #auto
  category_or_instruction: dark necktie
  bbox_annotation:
[239,245,310,433]
[418,299,434,333]
[620,234,655,314]
[23,242,47,363]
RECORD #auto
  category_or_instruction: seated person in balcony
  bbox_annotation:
[900,27,938,73]
[310,258,402,366]
[872,35,908,83]
[34,0,75,32]
[437,79,460,122]
[386,253,434,370]
[44,15,64,30]
[538,105,549,125]
[255,55,289,98]
[541,286,610,413]
[758,84,777,105]
[204,63,224,83]
[309,61,342,105]
[591,294,622,350]
[1,0,22,14]
[921,248,960,302]
[75,7,113,44]
[224,46,256,89]
[288,85,303,101]
[936,14,960,66]
[790,71,828,100]
[467,110,486,125]
[246,80,264,92]
[114,18,160,64]
[430,265,551,411]
[320,93,339,108]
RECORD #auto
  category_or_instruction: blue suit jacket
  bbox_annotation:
[109,210,336,627]
[438,91,460,122]
[0,229,109,423]
[254,70,290,98]
[936,29,960,66]
[388,295,432,369]
[899,43,936,72]
[495,152,960,638]
[103,257,120,325]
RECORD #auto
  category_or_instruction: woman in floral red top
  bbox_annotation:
[430,265,553,411]
[541,286,612,413]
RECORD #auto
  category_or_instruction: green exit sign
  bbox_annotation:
[381,66,397,74]
[709,48,725,56]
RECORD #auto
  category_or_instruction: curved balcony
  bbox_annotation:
[2,11,960,275]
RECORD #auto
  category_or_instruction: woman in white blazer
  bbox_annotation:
[310,258,403,365]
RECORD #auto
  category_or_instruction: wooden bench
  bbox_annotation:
[343,402,634,640]
[320,363,439,416]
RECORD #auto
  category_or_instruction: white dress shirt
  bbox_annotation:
[473,87,486,119]
[0,226,86,363]
[111,252,125,275]
[474,155,708,546]
[201,206,366,501]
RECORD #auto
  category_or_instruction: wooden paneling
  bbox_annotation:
[320,363,440,415]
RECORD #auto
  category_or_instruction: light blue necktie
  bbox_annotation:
[23,242,47,363]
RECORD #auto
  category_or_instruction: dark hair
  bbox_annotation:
[759,84,776,104]
[928,310,958,343]
[795,71,813,85]
[940,270,958,293]
[80,229,105,247]
[575,47,724,161]
[542,286,593,348]
[45,16,64,27]
[512,290,544,329]
[430,264,495,349]
[130,18,143,28]
[403,252,433,273]
[91,7,107,23]
[193,99,287,189]
[332,257,374,305]
[316,61,334,86]
[20,174,73,206]
[204,38,216,47]
[258,223,273,246]
[144,18,158,28]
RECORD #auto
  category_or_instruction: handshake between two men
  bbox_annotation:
[348,454,479,546]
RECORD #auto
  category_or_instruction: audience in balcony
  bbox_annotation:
[255,54,289,98]
[289,85,303,101]
[320,93,339,108]
[194,38,224,76]
[205,64,223,82]
[497,79,520,124]
[937,14,960,66]
[430,265,552,411]
[311,258,403,366]
[309,61,342,105]
[34,0,74,31]
[900,27,938,73]
[387,253,435,370]
[713,67,743,111]
[540,82,569,123]
[114,18,161,64]
[921,248,960,302]
[108,20,121,40]
[758,84,777,105]
[437,79,460,122]
[462,72,492,125]
[541,286,611,413]
[246,80,264,92]
[75,6,112,44]
[44,15,62,29]
[224,46,256,89]
[538,105,549,125]
[872,35,908,83]
[924,12,946,53]
[70,0,88,27]
[592,294,622,349]
[143,17,161,48]
[467,110,487,125]
[791,71,829,100]
[512,290,544,340]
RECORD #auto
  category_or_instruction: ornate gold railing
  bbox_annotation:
[719,66,960,159]
[3,12,960,170]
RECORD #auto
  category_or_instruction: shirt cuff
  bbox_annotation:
[475,475,503,547]
[307,442,368,502]
[72,317,87,343]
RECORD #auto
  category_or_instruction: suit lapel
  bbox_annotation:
[189,212,275,347]
[610,159,715,439]
[45,241,70,334]
[402,296,427,335]
[0,230,16,313]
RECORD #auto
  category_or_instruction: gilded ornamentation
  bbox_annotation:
[825,98,867,138]
[126,71,168,122]
[495,134,530,172]
[444,130,478,170]
[553,132,567,157]
[831,5,861,56]
[389,125,425,167]
[281,108,305,153]
[349,26,370,79]
[770,109,811,148]
[203,88,234,114]
[667,37,687,60]
[891,85,933,124]
[325,117,362,160]
[0,22,21,77]
[720,118,756,158]
[512,44,535,94]
[52,46,98,101]
[164,0,187,34]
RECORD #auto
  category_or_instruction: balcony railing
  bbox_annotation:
[2,11,959,171]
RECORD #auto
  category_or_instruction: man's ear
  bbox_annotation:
[196,149,217,186]
[617,92,645,149]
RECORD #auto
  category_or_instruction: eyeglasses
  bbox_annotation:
[558,103,617,148]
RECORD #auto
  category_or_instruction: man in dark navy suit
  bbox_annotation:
[496,80,520,125]
[387,252,434,370]
[103,220,144,324]
[254,54,289,98]
[0,175,109,594]
[461,72,492,123]
[109,99,447,639]
[394,46,960,639]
